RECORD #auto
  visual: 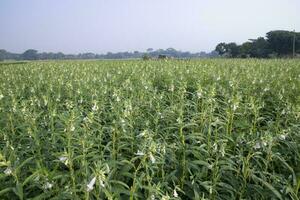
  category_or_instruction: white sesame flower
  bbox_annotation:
[233,104,238,111]
[158,112,163,119]
[43,182,53,190]
[135,150,144,156]
[176,118,182,124]
[0,94,4,100]
[197,91,202,98]
[262,141,267,147]
[220,145,225,157]
[70,125,75,132]
[280,188,284,193]
[279,134,287,140]
[4,167,12,175]
[92,103,99,111]
[87,176,96,192]
[162,195,170,200]
[43,96,48,106]
[102,164,110,174]
[173,189,178,197]
[59,156,68,165]
[83,116,89,122]
[161,145,166,154]
[169,85,174,92]
[254,141,267,150]
[137,130,147,137]
[120,119,126,124]
[254,142,261,150]
[213,143,218,152]
[59,156,67,162]
[99,179,105,188]
[149,153,156,164]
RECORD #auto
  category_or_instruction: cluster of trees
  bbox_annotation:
[0,48,218,61]
[215,30,300,58]
[142,48,218,59]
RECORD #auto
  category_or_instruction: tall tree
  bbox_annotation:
[22,49,38,60]
[226,43,240,57]
[266,30,295,56]
[249,37,271,58]
[0,49,6,61]
[215,43,227,56]
[240,42,252,57]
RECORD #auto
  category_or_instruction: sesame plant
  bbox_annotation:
[0,59,299,200]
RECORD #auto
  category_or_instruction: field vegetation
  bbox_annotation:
[0,59,299,199]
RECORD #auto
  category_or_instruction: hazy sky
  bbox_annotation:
[1,0,299,54]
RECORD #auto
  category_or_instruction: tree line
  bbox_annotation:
[1,30,299,61]
[215,30,300,58]
[0,48,218,61]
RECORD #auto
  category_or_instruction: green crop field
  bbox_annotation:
[0,59,299,200]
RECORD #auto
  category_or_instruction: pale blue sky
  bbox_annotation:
[0,0,299,54]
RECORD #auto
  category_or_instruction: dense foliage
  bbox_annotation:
[215,30,300,58]
[0,59,299,199]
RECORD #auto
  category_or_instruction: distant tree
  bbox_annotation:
[166,48,176,52]
[56,52,65,59]
[0,49,20,60]
[207,50,219,58]
[22,49,38,60]
[198,51,207,57]
[240,42,252,57]
[298,36,300,54]
[226,43,240,57]
[142,54,151,60]
[158,54,167,59]
[147,48,154,52]
[215,30,300,58]
[215,43,240,57]
[0,49,6,61]
[266,30,295,56]
[166,48,180,57]
[83,53,96,59]
[106,52,114,59]
[249,37,271,58]
[215,43,227,56]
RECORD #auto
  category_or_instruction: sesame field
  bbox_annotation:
[0,59,300,200]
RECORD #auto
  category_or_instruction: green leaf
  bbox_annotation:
[251,174,283,200]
